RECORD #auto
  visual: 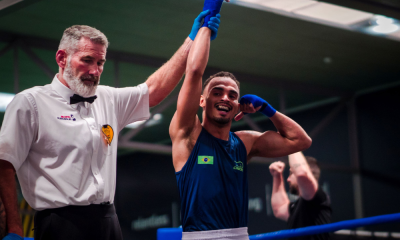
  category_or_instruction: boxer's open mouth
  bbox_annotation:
[216,104,231,112]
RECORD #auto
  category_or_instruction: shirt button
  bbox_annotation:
[94,172,98,175]
[91,125,96,130]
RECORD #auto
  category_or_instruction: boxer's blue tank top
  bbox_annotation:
[176,128,248,232]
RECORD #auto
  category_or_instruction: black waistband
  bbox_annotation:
[35,203,116,219]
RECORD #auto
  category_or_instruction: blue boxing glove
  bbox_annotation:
[202,0,224,29]
[239,94,276,118]
[189,10,221,41]
[208,14,221,41]
[2,233,24,240]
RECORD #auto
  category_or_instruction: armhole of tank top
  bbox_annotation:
[231,132,247,158]
[175,128,205,175]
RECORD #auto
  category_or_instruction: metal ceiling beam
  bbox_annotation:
[159,80,400,145]
[243,115,263,132]
[114,59,120,88]
[309,97,350,139]
[118,141,172,154]
[347,97,364,220]
[0,31,167,68]
[323,0,400,19]
[0,42,13,58]
[0,0,41,18]
[232,79,400,129]
[203,68,350,97]
[107,50,166,69]
[13,42,19,94]
[17,39,55,79]
[233,72,352,97]
[279,89,286,114]
[0,30,350,97]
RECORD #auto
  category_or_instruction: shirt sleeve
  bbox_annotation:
[110,83,150,130]
[0,93,37,171]
[307,187,328,205]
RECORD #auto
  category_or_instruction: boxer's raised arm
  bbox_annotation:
[145,10,221,107]
[170,27,212,136]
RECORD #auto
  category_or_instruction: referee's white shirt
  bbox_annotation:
[0,76,150,210]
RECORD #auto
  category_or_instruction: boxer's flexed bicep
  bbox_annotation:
[235,130,298,160]
[235,94,311,159]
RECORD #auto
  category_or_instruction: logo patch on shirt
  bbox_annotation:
[233,161,244,172]
[57,114,76,121]
[101,124,114,146]
[198,156,213,165]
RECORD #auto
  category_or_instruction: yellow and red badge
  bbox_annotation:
[101,124,114,146]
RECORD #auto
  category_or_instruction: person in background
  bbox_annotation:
[269,152,332,240]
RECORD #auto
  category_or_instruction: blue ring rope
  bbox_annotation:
[249,212,400,240]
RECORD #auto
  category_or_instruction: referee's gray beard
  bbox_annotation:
[64,61,99,97]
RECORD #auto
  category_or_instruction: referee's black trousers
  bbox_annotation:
[34,203,123,240]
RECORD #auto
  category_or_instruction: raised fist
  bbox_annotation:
[269,161,285,177]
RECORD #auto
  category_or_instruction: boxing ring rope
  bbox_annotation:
[157,212,400,240]
[249,212,400,239]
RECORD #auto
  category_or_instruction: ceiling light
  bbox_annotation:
[375,15,394,25]
[323,57,332,64]
[0,92,15,112]
[371,24,399,34]
[0,0,24,11]
[125,113,163,129]
[367,15,400,34]
[232,0,400,41]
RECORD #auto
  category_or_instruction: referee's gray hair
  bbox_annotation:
[58,25,109,54]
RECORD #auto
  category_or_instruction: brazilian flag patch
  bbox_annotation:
[198,156,214,165]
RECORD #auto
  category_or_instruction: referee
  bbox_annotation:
[0,14,221,240]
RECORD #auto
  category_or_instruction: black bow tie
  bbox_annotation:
[70,94,97,104]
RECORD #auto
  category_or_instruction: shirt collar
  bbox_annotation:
[51,75,82,109]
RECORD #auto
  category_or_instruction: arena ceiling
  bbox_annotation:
[0,0,399,154]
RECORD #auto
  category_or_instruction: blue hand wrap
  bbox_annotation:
[239,94,276,118]
[189,10,208,41]
[3,233,24,240]
[189,10,221,41]
[202,0,223,28]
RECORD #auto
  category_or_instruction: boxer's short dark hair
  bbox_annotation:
[203,71,240,93]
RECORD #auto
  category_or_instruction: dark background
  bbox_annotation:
[1,0,400,239]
